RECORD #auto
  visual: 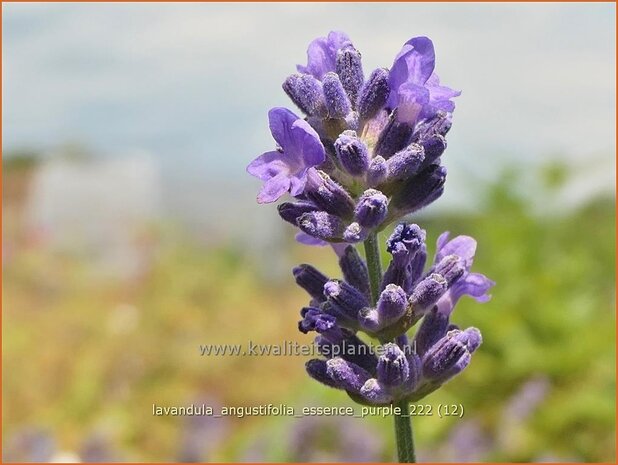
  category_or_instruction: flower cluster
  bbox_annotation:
[247,31,459,245]
[297,225,493,404]
[247,31,494,406]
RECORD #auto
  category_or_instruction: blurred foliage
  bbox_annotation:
[3,167,615,462]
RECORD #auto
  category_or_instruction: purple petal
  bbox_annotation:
[256,173,291,204]
[297,31,353,80]
[396,83,430,125]
[290,121,326,167]
[388,36,435,108]
[435,234,477,267]
[451,272,495,303]
[246,150,287,181]
[268,107,301,149]
[295,232,328,247]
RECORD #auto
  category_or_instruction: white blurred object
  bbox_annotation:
[26,151,161,279]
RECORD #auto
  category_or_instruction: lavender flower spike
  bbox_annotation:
[247,108,325,203]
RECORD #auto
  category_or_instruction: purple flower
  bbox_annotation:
[388,37,460,125]
[432,232,495,315]
[247,107,325,203]
[297,31,354,80]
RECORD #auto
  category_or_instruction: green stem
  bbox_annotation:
[394,399,416,462]
[363,232,382,305]
[362,232,416,463]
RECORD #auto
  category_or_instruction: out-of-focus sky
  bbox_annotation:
[2,2,616,226]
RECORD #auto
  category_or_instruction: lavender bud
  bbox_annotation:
[354,189,388,228]
[408,244,428,286]
[322,72,351,119]
[339,246,370,298]
[358,307,380,332]
[306,359,339,388]
[380,262,411,293]
[377,343,410,387]
[358,68,390,121]
[433,254,466,285]
[413,111,452,140]
[317,330,378,374]
[334,131,370,176]
[324,279,369,320]
[305,170,355,218]
[386,223,426,264]
[298,211,345,241]
[282,73,326,116]
[336,47,364,108]
[375,113,414,159]
[414,306,450,356]
[376,284,407,323]
[403,352,422,392]
[293,264,330,302]
[298,307,338,334]
[385,143,425,182]
[366,156,387,187]
[422,328,481,382]
[409,274,448,310]
[391,164,447,215]
[360,378,392,404]
[278,201,319,225]
[343,222,368,243]
[326,357,372,392]
[420,134,447,167]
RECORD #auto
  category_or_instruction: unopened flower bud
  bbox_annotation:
[334,131,369,176]
[322,72,351,119]
[282,73,326,116]
[354,189,388,228]
[336,47,364,108]
[357,68,390,121]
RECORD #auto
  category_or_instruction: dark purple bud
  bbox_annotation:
[339,246,370,298]
[298,211,345,241]
[377,284,407,323]
[336,47,364,109]
[326,357,372,392]
[420,134,447,167]
[385,143,425,182]
[334,131,369,176]
[375,112,414,159]
[421,328,482,382]
[322,72,351,119]
[305,170,355,218]
[403,352,422,392]
[306,359,339,388]
[358,68,390,122]
[413,111,452,140]
[358,307,380,331]
[381,262,411,293]
[298,307,338,334]
[391,164,447,215]
[386,223,426,264]
[366,156,387,187]
[414,306,450,356]
[278,201,319,226]
[316,330,378,374]
[354,189,388,228]
[282,73,326,116]
[433,254,466,285]
[409,274,448,310]
[407,244,428,288]
[377,343,410,387]
[293,264,329,302]
[324,279,370,320]
[360,378,392,404]
[343,222,369,243]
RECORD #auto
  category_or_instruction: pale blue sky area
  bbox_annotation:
[2,2,616,222]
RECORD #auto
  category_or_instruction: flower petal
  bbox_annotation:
[388,36,435,107]
[291,120,326,167]
[268,107,302,149]
[246,150,287,181]
[256,172,291,204]
[297,31,352,79]
[435,234,477,268]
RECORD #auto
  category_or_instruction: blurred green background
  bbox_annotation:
[3,154,615,462]
[2,2,616,463]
